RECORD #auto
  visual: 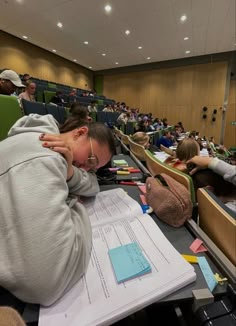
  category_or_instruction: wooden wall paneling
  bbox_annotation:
[224,80,236,148]
[0,31,93,89]
[103,61,227,142]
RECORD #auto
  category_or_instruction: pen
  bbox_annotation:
[119,181,144,185]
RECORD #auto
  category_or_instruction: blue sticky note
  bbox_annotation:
[198,256,217,291]
[108,242,151,283]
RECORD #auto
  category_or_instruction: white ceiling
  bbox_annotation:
[0,0,235,71]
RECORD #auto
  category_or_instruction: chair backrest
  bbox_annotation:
[121,133,131,146]
[197,188,236,266]
[22,99,47,115]
[44,90,56,104]
[45,104,66,124]
[0,95,23,141]
[145,150,196,204]
[128,137,146,161]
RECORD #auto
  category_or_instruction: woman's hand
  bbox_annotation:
[39,133,74,180]
[186,156,213,175]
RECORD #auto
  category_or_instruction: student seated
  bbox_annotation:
[156,130,176,148]
[187,156,236,185]
[131,131,158,152]
[69,103,92,121]
[192,169,236,213]
[131,132,150,148]
[19,80,36,102]
[162,138,200,173]
[0,114,115,306]
[49,90,65,106]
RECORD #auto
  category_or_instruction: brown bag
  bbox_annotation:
[145,173,192,227]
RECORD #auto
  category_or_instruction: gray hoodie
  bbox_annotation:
[0,114,99,306]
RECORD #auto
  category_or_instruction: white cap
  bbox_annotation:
[0,70,25,87]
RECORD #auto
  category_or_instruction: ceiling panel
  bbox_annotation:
[0,0,235,70]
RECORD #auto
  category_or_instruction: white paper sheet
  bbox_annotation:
[39,213,196,326]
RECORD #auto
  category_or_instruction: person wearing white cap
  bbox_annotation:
[0,69,25,95]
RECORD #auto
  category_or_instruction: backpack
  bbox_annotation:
[145,173,192,227]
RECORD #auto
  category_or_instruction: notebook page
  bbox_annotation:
[39,214,196,326]
[83,188,143,227]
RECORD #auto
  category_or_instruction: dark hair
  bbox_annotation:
[192,169,235,197]
[70,103,88,120]
[59,117,116,155]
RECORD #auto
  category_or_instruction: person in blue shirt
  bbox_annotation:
[156,130,175,148]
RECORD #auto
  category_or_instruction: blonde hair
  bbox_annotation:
[131,132,150,148]
[176,138,199,162]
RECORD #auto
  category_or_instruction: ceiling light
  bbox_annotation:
[138,46,142,49]
[84,41,89,45]
[52,49,57,53]
[234,43,236,46]
[102,53,106,56]
[22,35,28,39]
[104,4,112,13]
[185,50,191,54]
[89,66,92,69]
[57,22,63,28]
[180,15,187,22]
[73,59,77,62]
[115,62,119,65]
[147,57,151,60]
[125,30,130,35]
[184,37,189,40]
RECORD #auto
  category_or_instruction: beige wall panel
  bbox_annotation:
[0,31,93,89]
[104,62,227,142]
[224,80,236,148]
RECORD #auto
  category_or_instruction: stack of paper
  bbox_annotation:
[108,242,151,283]
[39,188,196,326]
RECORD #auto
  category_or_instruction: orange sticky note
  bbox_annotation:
[138,185,146,194]
[140,194,147,205]
[190,238,207,253]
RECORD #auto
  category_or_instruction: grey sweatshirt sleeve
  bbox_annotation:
[1,155,92,306]
[67,166,99,196]
[208,157,236,185]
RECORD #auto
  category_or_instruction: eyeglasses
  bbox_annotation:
[85,137,99,169]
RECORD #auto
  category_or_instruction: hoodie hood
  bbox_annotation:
[8,114,59,137]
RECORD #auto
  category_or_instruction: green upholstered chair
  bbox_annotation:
[0,95,23,141]
[44,91,56,104]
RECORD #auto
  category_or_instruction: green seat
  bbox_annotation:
[0,95,23,141]
[44,91,56,104]
[90,111,97,121]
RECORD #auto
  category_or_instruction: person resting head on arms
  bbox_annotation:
[162,138,200,173]
[192,169,236,213]
[131,132,150,149]
[0,114,115,306]
[186,155,236,186]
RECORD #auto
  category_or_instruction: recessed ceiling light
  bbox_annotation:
[102,53,106,56]
[125,30,130,35]
[115,62,119,65]
[84,41,89,45]
[180,15,187,22]
[184,37,189,40]
[138,46,142,49]
[147,57,151,60]
[104,4,112,12]
[89,66,92,69]
[52,49,57,53]
[22,35,28,39]
[73,59,77,62]
[57,22,63,28]
[185,50,191,54]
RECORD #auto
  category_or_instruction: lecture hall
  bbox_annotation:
[0,0,235,325]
